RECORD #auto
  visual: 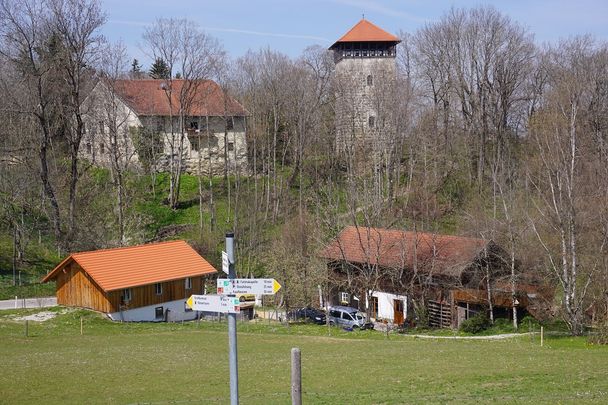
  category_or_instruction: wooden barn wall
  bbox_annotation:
[106,276,207,312]
[55,263,111,312]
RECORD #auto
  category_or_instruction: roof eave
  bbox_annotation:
[329,38,401,50]
[41,255,75,283]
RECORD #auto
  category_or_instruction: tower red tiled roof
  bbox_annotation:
[320,226,488,278]
[42,240,217,291]
[330,19,400,48]
[112,79,247,117]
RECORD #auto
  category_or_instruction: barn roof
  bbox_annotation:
[112,79,247,117]
[320,226,489,279]
[42,240,217,291]
[330,19,400,49]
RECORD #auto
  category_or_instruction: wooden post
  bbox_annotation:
[291,348,302,405]
[80,317,83,335]
[24,320,28,337]
[540,326,544,347]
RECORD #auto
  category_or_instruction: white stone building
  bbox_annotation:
[81,79,248,175]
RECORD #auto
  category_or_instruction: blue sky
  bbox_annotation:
[101,0,608,68]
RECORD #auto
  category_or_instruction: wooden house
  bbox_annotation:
[42,240,217,322]
[320,226,551,328]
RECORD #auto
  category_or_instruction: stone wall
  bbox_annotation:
[334,57,397,156]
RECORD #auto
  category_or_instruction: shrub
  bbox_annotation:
[588,323,608,345]
[460,313,491,334]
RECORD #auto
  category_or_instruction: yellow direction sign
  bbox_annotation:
[186,294,240,313]
[217,278,282,295]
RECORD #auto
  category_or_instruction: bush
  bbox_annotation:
[519,315,541,332]
[588,323,608,345]
[460,313,491,334]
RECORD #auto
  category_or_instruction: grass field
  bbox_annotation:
[1,308,607,404]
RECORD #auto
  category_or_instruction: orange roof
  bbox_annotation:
[42,240,217,291]
[320,226,488,278]
[330,19,400,48]
[113,79,247,117]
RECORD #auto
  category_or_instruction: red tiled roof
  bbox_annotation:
[320,226,488,278]
[42,240,217,291]
[330,19,400,48]
[113,79,247,117]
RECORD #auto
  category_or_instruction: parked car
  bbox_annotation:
[328,306,373,330]
[288,307,326,324]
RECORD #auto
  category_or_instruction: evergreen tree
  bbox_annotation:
[131,58,142,73]
[149,58,170,79]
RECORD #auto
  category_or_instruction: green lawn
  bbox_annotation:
[1,308,607,404]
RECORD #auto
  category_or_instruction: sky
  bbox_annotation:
[101,0,608,68]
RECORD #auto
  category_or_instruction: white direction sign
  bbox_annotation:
[222,251,230,275]
[186,294,240,313]
[217,278,282,295]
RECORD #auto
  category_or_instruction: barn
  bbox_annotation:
[42,240,217,322]
[321,226,552,328]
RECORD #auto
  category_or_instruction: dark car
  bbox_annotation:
[288,307,326,324]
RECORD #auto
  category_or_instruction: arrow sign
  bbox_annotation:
[186,294,240,313]
[217,278,282,295]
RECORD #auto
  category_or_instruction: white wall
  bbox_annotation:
[371,291,407,322]
[108,298,198,322]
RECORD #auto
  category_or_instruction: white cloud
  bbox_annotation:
[108,19,331,43]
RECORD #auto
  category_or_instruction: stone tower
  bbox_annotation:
[330,19,400,158]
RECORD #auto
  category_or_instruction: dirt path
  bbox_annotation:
[406,332,536,340]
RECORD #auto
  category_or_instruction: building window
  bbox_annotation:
[99,143,105,155]
[155,283,162,295]
[367,75,373,86]
[368,116,375,128]
[226,116,234,131]
[340,292,349,304]
[86,143,92,154]
[227,142,234,152]
[156,118,164,132]
[189,121,199,131]
[185,277,192,290]
[122,288,132,302]
[155,306,164,319]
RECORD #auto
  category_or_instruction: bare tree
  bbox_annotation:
[142,17,224,209]
[528,37,608,335]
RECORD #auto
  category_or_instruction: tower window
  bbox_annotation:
[367,75,373,86]
[368,116,376,128]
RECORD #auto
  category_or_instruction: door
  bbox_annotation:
[393,299,404,325]
[370,296,379,320]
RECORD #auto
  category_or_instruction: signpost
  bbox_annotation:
[217,278,282,295]
[186,233,282,405]
[186,294,240,313]
[226,232,239,405]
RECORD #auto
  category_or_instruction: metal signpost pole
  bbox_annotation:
[226,232,239,405]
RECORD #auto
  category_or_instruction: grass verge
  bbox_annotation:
[1,308,608,404]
